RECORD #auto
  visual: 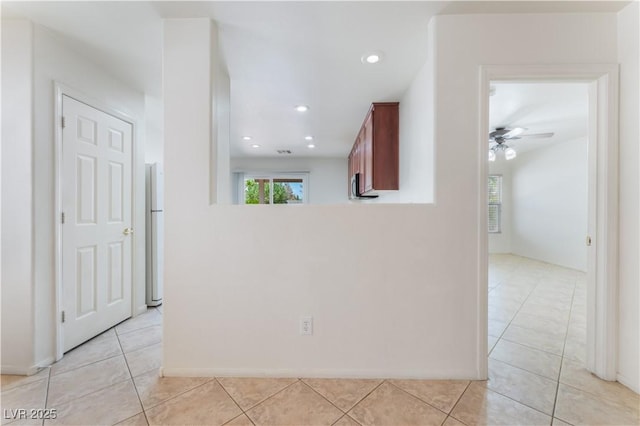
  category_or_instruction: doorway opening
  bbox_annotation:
[477,65,619,386]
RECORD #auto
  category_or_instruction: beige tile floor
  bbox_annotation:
[2,255,638,425]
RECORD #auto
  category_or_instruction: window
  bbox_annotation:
[488,175,502,233]
[241,173,308,204]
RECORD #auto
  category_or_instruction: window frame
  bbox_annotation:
[488,174,502,234]
[239,172,309,205]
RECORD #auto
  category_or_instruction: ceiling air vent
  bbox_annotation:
[277,150,293,155]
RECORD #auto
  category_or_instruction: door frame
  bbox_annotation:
[53,82,139,360]
[477,64,619,381]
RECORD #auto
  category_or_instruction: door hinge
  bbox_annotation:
[586,235,592,246]
[61,311,66,323]
[61,212,65,224]
[61,116,66,129]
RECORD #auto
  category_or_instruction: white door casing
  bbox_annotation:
[61,95,133,351]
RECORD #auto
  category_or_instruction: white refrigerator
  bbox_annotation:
[145,163,164,306]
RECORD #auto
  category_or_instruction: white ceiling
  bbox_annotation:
[2,1,625,159]
[2,2,165,98]
[489,82,589,155]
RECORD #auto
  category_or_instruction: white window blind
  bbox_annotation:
[488,175,502,233]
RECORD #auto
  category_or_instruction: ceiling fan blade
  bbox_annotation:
[503,127,526,138]
[520,132,554,139]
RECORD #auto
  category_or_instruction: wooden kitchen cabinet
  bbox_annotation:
[348,102,399,197]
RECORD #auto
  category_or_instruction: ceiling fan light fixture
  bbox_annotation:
[505,147,517,160]
[488,150,496,162]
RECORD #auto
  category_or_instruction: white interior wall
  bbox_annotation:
[1,21,147,372]
[144,95,164,165]
[616,1,640,393]
[215,59,231,205]
[163,13,620,379]
[375,30,435,204]
[488,161,512,254]
[1,20,36,374]
[510,138,588,271]
[231,157,348,205]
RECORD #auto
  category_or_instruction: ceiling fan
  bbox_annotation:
[488,127,554,161]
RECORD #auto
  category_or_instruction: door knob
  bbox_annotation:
[123,227,134,236]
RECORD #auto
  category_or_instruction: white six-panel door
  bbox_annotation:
[62,95,133,351]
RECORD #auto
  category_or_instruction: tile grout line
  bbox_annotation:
[298,378,360,419]
[44,338,132,410]
[331,413,361,426]
[556,375,638,410]
[50,351,124,379]
[498,335,564,358]
[48,328,122,377]
[442,415,469,426]
[221,413,256,426]
[214,377,257,426]
[385,380,457,418]
[217,377,300,419]
[551,275,579,421]
[140,377,217,413]
[41,367,51,426]
[116,321,163,338]
[299,379,348,415]
[296,378,387,425]
[46,375,134,414]
[114,324,151,426]
[480,374,558,419]
[445,380,473,423]
[488,268,540,358]
[488,355,561,384]
[339,378,387,418]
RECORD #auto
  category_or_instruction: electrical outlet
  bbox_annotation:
[300,316,313,335]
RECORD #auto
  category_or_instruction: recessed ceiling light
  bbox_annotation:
[251,144,261,149]
[295,105,309,112]
[361,52,383,64]
[242,136,252,141]
[307,144,315,149]
[304,136,314,141]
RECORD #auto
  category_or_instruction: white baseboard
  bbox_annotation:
[36,357,55,369]
[160,366,478,380]
[135,304,148,316]
[1,364,42,376]
[617,372,640,394]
